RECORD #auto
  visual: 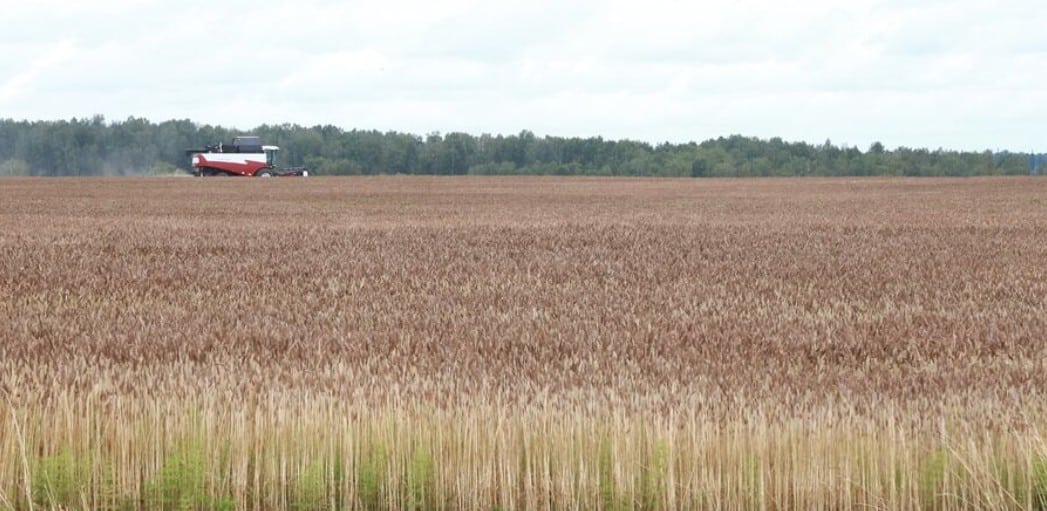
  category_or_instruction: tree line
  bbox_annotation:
[0,116,1040,177]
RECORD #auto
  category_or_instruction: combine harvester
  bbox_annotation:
[186,136,308,177]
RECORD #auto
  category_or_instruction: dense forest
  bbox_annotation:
[0,116,1041,177]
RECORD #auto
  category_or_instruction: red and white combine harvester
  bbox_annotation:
[185,136,308,177]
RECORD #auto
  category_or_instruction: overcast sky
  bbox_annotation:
[2,0,1046,151]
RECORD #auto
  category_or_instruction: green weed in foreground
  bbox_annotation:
[1033,456,1047,511]
[405,447,435,511]
[147,439,233,511]
[290,459,328,511]
[7,413,1047,510]
[31,448,92,510]
[636,441,668,511]
[920,448,950,510]
[356,442,388,511]
[598,437,626,511]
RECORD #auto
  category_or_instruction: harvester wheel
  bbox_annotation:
[256,169,273,178]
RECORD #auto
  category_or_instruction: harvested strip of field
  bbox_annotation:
[1,176,1046,510]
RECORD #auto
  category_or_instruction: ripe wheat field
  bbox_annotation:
[1,176,1047,510]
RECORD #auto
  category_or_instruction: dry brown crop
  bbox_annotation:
[1,176,1047,510]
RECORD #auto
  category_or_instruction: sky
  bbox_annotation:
[1,0,1046,151]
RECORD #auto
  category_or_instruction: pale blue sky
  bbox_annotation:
[2,0,1046,151]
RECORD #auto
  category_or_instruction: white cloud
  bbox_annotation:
[1,0,1046,150]
[0,40,77,104]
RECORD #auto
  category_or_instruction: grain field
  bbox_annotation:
[1,176,1046,510]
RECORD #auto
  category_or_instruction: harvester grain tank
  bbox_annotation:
[185,136,308,177]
